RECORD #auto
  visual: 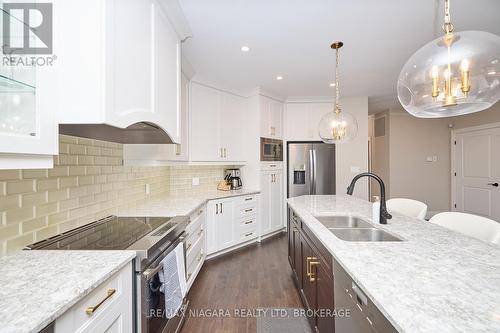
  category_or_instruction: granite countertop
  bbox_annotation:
[287,195,500,333]
[0,250,136,333]
[119,189,260,217]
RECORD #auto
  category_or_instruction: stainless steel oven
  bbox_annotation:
[260,137,283,161]
[139,236,189,333]
[26,215,190,333]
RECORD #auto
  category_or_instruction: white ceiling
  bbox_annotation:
[179,0,500,113]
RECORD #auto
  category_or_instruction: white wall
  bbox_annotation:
[371,102,500,215]
[284,97,369,200]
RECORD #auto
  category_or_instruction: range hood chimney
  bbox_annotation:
[59,122,174,144]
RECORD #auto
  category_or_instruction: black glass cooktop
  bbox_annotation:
[27,216,173,250]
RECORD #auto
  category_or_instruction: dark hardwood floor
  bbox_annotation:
[181,233,303,333]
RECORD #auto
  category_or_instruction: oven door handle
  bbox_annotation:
[142,235,185,280]
[143,263,164,280]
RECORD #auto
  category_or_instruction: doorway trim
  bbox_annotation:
[450,121,500,212]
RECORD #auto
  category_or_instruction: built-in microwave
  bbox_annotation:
[260,137,283,161]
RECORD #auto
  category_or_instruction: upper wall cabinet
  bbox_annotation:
[0,4,58,169]
[189,82,247,163]
[54,0,189,143]
[285,103,331,141]
[260,96,284,139]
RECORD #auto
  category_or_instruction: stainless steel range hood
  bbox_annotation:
[59,122,174,144]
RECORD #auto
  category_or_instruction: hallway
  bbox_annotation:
[181,233,303,333]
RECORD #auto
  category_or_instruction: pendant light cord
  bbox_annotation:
[335,47,341,114]
[443,0,454,33]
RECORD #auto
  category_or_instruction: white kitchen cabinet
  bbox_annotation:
[206,198,236,254]
[189,82,247,162]
[284,103,332,141]
[55,0,188,143]
[260,95,283,139]
[0,8,57,169]
[206,194,259,256]
[55,261,133,333]
[260,168,284,236]
[185,206,206,291]
[189,83,221,161]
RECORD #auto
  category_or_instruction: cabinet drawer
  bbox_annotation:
[236,204,258,218]
[186,249,204,283]
[185,221,204,252]
[238,216,257,234]
[186,235,204,268]
[55,262,133,333]
[186,206,205,236]
[239,229,258,242]
[235,194,259,205]
[261,162,283,171]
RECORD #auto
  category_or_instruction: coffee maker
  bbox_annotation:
[225,169,242,190]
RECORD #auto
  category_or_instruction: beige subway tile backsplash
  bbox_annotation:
[0,135,233,256]
[0,135,171,256]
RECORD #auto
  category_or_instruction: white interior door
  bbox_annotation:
[455,127,500,222]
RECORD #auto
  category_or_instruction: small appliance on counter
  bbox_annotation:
[224,168,243,190]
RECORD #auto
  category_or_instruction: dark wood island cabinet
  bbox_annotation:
[288,207,335,332]
[287,206,398,333]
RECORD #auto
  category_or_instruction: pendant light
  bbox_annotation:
[397,0,500,118]
[319,42,358,144]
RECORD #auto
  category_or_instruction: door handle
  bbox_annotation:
[216,204,218,214]
[487,182,499,187]
[220,203,223,214]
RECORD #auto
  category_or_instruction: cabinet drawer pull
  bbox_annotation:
[270,164,276,168]
[244,208,253,213]
[187,272,192,280]
[197,229,203,236]
[198,209,203,215]
[244,220,253,225]
[244,232,253,237]
[186,243,192,251]
[85,289,116,315]
[245,197,253,201]
[197,252,203,262]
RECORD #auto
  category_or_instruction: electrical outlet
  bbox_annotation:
[192,177,200,186]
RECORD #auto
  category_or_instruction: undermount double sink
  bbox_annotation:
[314,216,403,242]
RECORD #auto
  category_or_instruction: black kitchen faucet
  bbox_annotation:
[346,172,392,225]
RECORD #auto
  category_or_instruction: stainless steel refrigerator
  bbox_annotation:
[287,142,336,198]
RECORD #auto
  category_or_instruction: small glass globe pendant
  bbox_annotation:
[319,108,358,144]
[397,0,500,118]
[319,41,358,144]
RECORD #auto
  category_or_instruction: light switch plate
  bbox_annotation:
[192,177,200,186]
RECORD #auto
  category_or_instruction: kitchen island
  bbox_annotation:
[287,195,500,333]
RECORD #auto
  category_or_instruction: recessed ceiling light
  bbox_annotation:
[488,71,497,75]
[276,76,283,80]
[241,46,250,52]
[329,82,336,87]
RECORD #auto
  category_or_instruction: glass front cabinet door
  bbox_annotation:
[0,4,57,169]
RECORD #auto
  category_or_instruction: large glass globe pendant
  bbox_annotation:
[319,42,358,144]
[398,0,500,118]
